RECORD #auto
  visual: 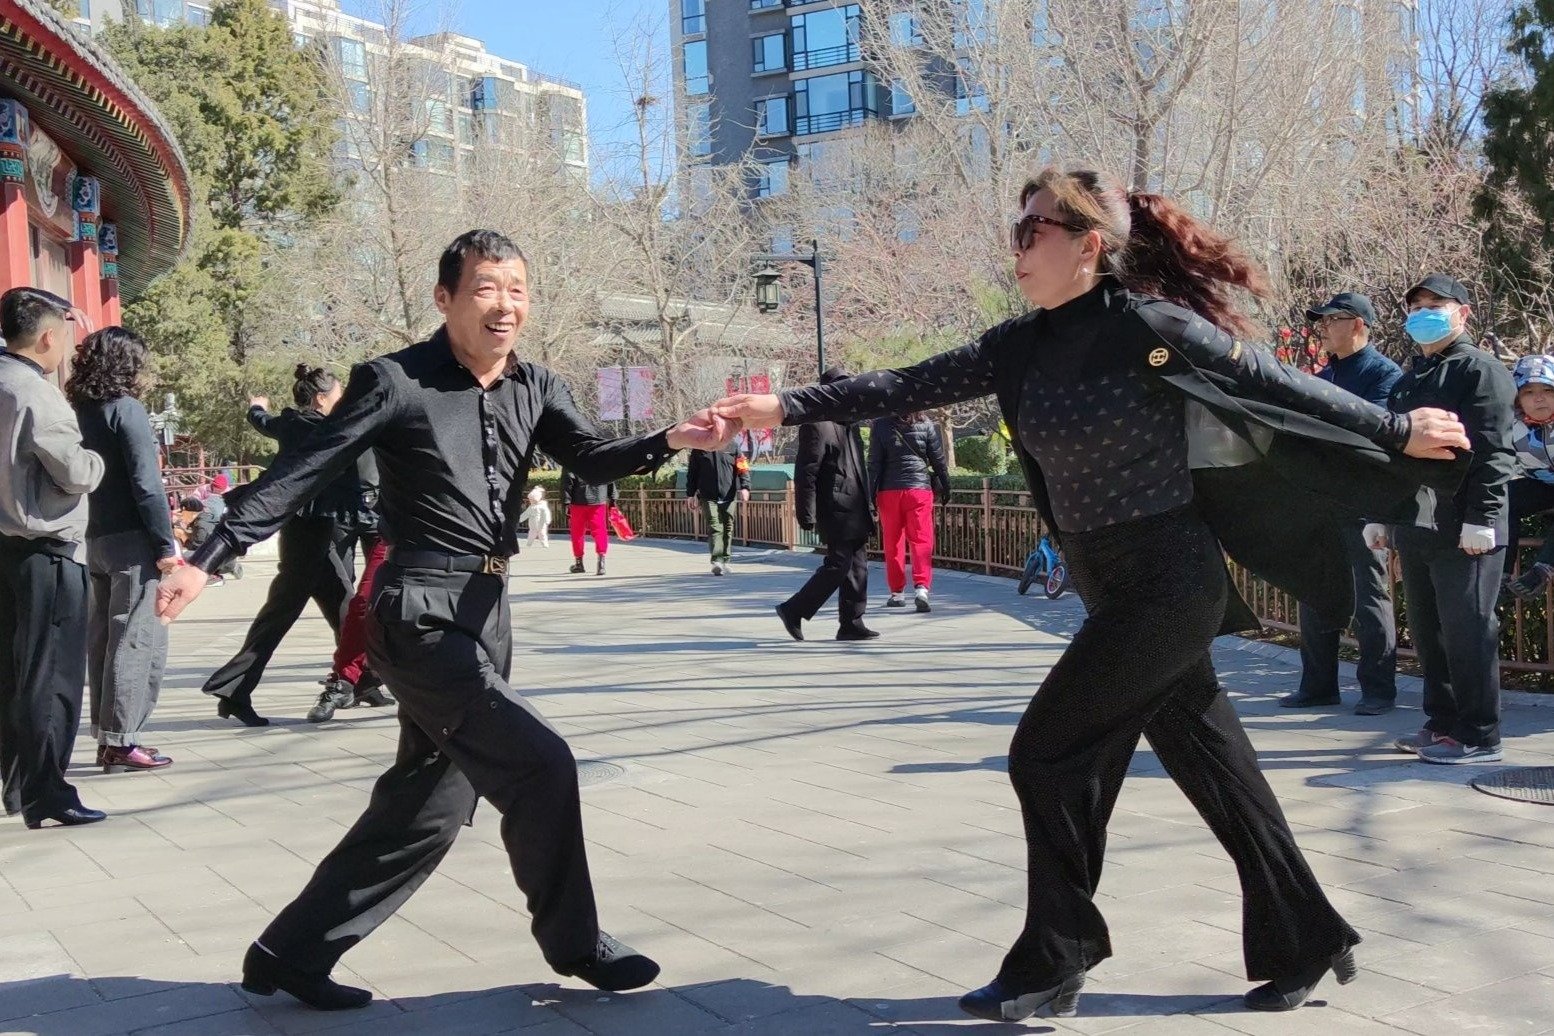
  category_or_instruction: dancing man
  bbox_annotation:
[157,230,735,1009]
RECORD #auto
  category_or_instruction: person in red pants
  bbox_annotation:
[308,462,397,723]
[869,411,950,612]
[562,469,615,575]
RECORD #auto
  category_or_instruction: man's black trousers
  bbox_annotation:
[784,535,868,627]
[1393,527,1505,749]
[0,538,88,820]
[1296,522,1397,703]
[256,562,600,973]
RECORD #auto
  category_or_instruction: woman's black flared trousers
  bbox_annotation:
[996,506,1358,989]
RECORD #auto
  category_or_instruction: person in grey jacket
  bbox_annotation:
[869,412,950,611]
[68,327,177,774]
[0,287,107,828]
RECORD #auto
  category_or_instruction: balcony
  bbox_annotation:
[791,41,861,71]
[795,108,870,135]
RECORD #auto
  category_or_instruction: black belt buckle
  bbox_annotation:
[482,554,509,576]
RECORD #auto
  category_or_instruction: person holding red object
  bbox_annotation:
[869,411,950,612]
[562,469,615,575]
[307,532,394,724]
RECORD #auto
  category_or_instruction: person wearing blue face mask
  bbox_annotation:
[1371,274,1516,764]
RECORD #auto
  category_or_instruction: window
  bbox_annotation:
[770,226,795,254]
[889,80,914,117]
[347,81,371,113]
[755,157,790,198]
[687,102,713,157]
[752,33,786,73]
[793,70,879,135]
[792,5,860,71]
[889,11,922,47]
[756,95,791,136]
[682,0,706,35]
[425,99,453,136]
[337,37,368,82]
[458,110,476,144]
[683,40,710,94]
[955,0,990,47]
[560,130,586,165]
[750,0,783,8]
[431,141,456,172]
[186,4,210,26]
[955,71,988,115]
[77,0,90,19]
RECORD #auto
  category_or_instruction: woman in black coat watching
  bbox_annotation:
[69,327,177,773]
[202,364,360,726]
[715,167,1469,1020]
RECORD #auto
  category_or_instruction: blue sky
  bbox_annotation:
[345,0,665,182]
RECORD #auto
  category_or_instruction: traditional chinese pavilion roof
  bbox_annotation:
[0,0,192,296]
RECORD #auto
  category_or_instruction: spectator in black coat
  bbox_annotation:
[69,327,176,775]
[776,368,877,642]
[869,412,949,612]
[560,469,616,575]
[686,442,750,575]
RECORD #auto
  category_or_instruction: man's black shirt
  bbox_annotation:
[193,330,674,569]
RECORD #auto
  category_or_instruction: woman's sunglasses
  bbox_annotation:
[1010,212,1085,252]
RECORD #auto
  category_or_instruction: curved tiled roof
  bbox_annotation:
[0,0,192,296]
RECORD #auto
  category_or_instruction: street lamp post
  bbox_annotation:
[752,238,826,377]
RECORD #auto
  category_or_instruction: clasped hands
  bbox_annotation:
[665,394,787,452]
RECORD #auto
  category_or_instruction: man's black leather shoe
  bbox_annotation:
[24,805,107,829]
[556,932,660,991]
[241,943,371,1010]
[1278,692,1340,709]
[836,624,880,641]
[217,696,269,727]
[776,605,804,641]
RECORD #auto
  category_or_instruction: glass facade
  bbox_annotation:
[683,39,710,94]
[791,5,861,71]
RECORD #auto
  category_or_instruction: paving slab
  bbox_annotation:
[3,540,1553,1035]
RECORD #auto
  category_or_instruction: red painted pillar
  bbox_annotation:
[0,181,30,292]
[68,240,103,332]
[99,220,121,326]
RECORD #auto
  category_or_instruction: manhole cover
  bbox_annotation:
[1470,766,1554,805]
[577,760,624,788]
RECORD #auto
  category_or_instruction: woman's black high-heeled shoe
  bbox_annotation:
[959,972,1084,1021]
[1244,947,1357,1011]
[217,696,269,727]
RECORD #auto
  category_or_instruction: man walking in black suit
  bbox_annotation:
[776,368,878,641]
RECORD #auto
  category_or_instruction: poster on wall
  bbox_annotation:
[626,366,654,422]
[597,366,624,421]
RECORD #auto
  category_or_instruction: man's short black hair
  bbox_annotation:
[437,230,528,293]
[1,287,71,344]
[178,496,204,513]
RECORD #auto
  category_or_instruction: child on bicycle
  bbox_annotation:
[1505,354,1554,599]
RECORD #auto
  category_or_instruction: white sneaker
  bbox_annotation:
[914,587,931,613]
[886,593,906,608]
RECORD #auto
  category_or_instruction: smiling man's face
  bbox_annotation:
[435,255,530,366]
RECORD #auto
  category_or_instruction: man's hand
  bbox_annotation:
[667,409,741,451]
[1404,407,1470,460]
[1460,523,1496,556]
[156,564,208,624]
[738,488,750,504]
[156,556,183,575]
[711,394,784,430]
[799,520,814,532]
[249,396,270,410]
[685,495,698,511]
[1362,524,1389,551]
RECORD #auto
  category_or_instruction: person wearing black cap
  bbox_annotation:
[776,367,878,642]
[1377,273,1516,764]
[1284,293,1402,714]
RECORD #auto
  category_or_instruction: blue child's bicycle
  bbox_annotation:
[1018,534,1070,599]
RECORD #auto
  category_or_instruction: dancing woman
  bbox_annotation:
[714,168,1470,1020]
[202,364,363,726]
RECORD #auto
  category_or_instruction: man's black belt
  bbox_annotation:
[388,548,509,576]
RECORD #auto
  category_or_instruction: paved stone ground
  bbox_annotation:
[4,539,1554,1036]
